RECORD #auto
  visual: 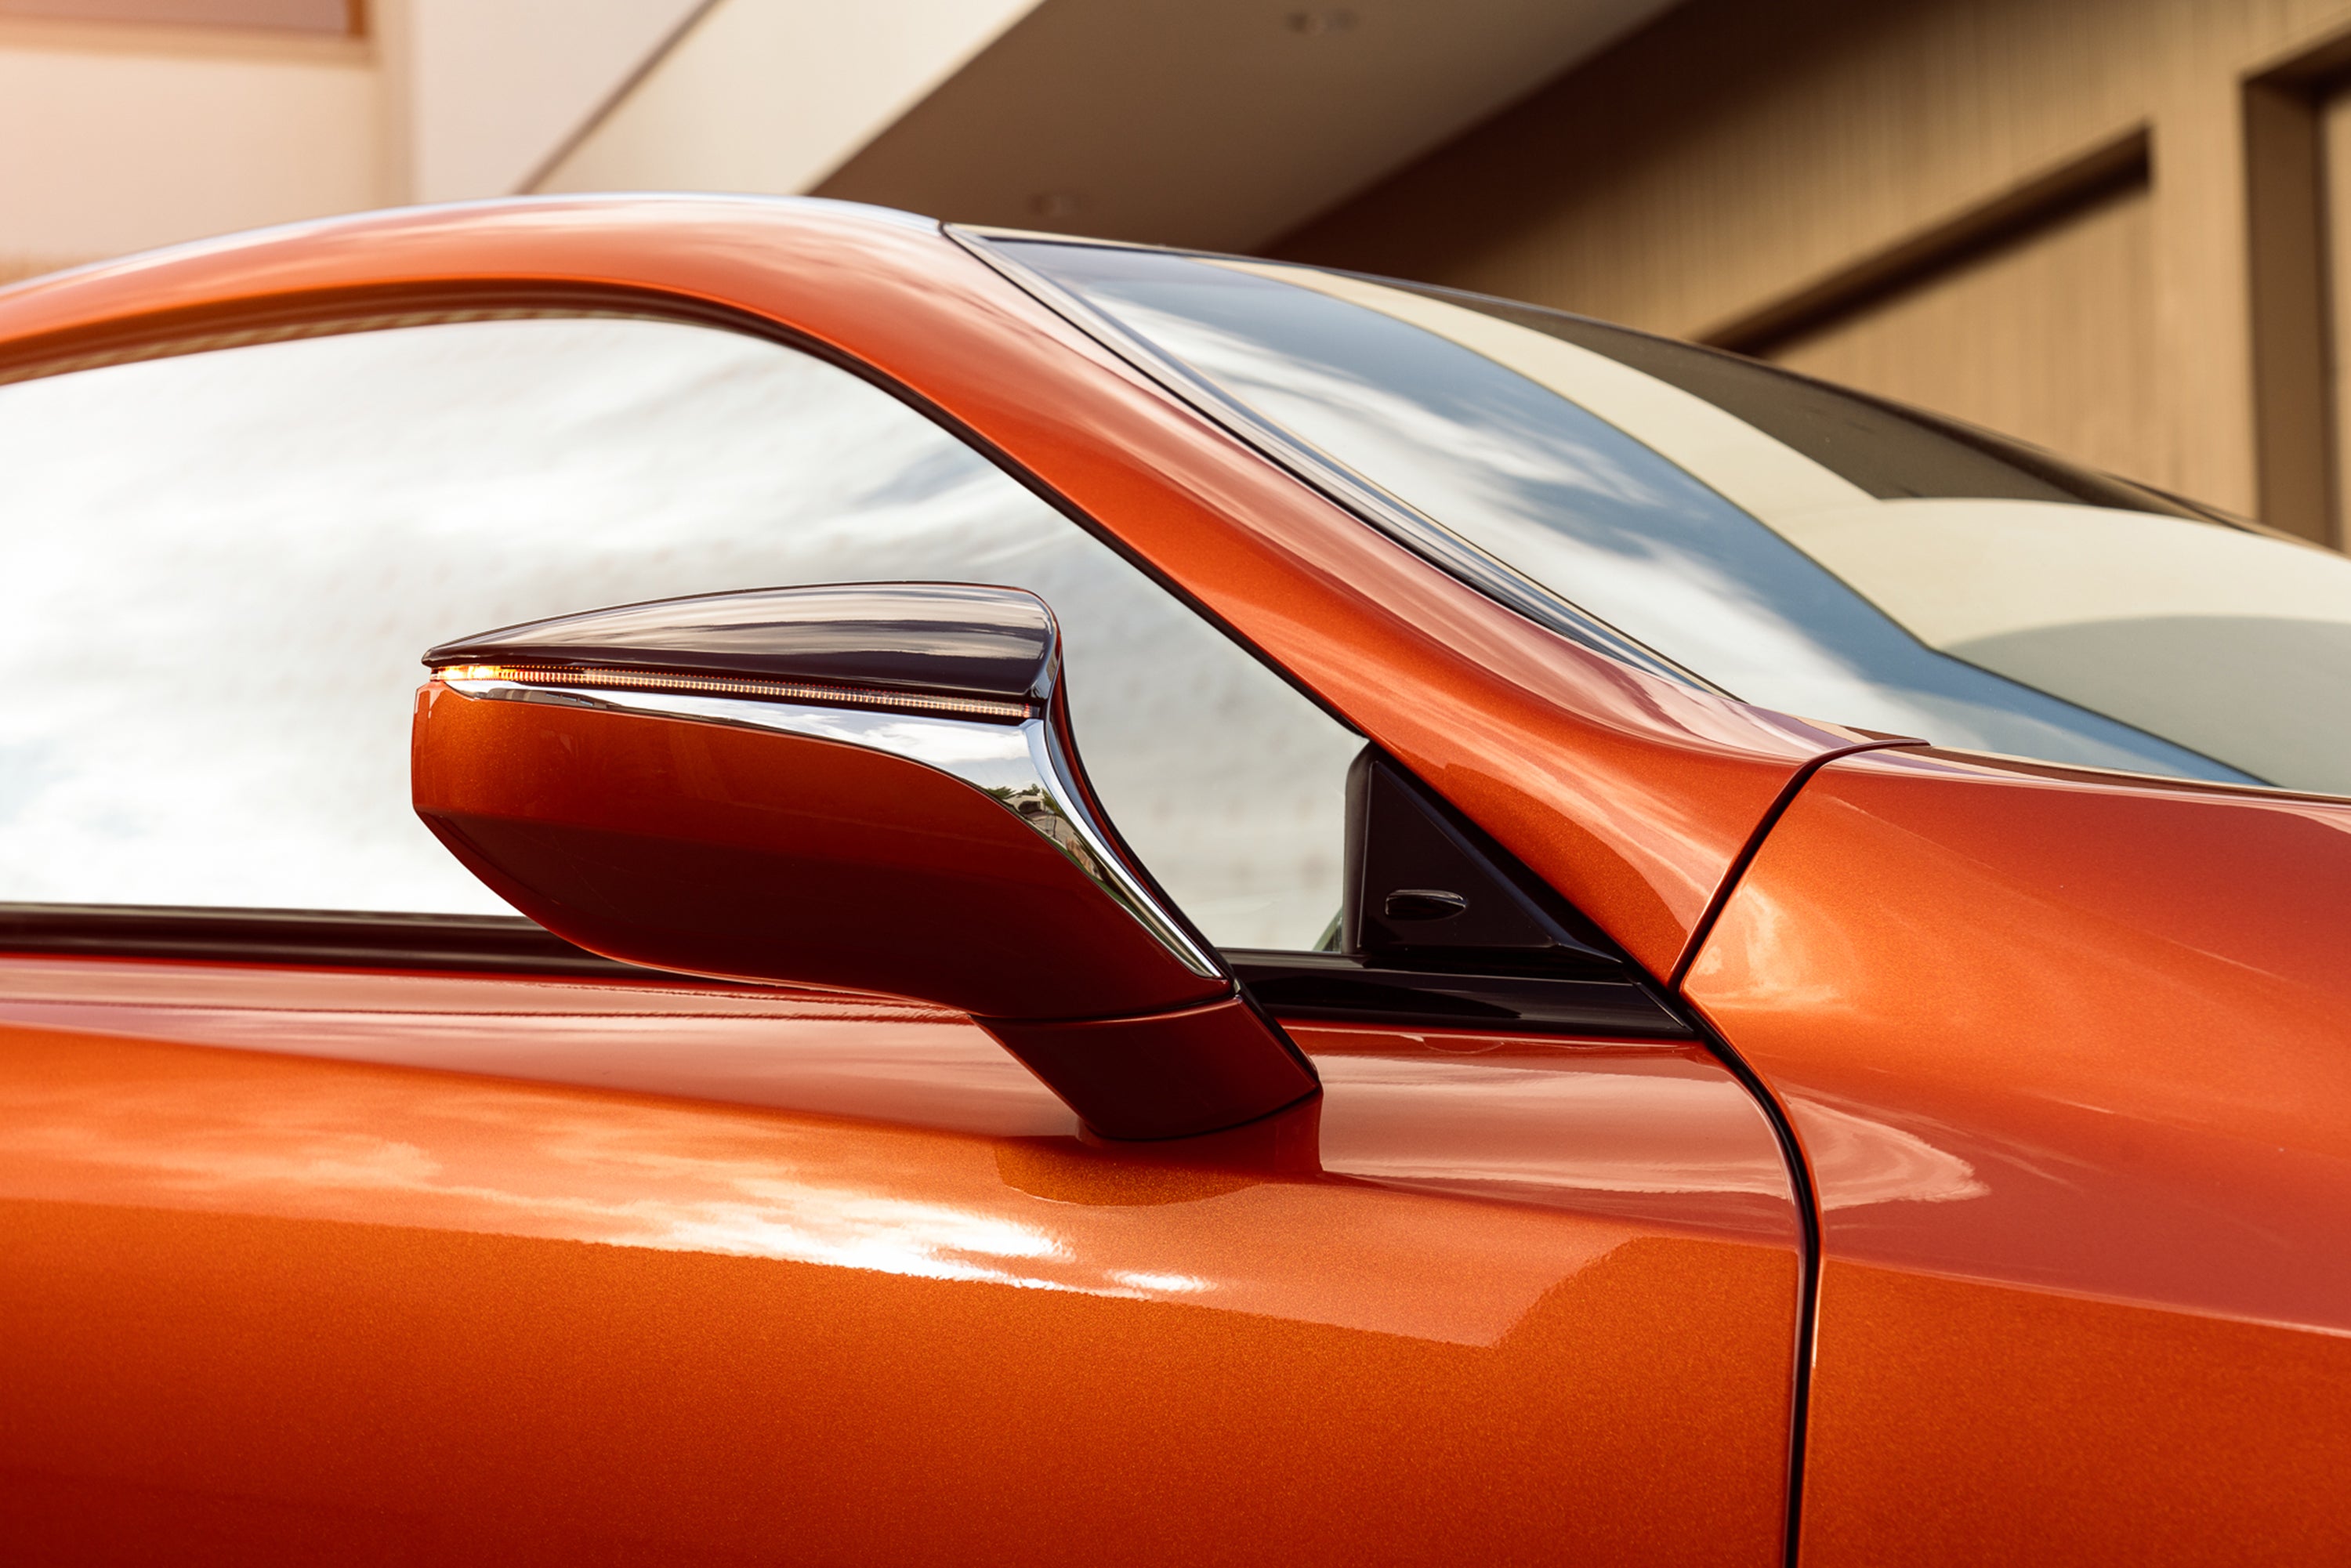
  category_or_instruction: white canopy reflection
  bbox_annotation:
[0,317,1359,948]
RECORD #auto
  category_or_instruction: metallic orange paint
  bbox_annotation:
[0,197,1878,976]
[13,194,2343,1559]
[411,682,1232,1021]
[0,955,1801,1564]
[1684,746,2351,1563]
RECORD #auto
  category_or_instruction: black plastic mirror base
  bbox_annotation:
[986,994,1319,1141]
[1342,749,1627,975]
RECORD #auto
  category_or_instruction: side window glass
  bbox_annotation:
[0,317,1360,951]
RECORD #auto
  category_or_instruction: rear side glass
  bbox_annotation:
[1383,284,2222,520]
[0,316,1360,950]
[1003,241,2245,784]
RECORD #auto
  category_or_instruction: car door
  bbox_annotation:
[0,233,1809,1565]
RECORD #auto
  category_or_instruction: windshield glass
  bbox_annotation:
[1001,239,2351,795]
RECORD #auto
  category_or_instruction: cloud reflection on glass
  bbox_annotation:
[0,318,1361,948]
[1021,246,2240,782]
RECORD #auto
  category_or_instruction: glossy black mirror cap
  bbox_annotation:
[424,582,1058,703]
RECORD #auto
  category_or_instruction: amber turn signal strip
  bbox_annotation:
[433,662,1035,723]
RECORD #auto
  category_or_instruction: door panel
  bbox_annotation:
[0,956,1801,1565]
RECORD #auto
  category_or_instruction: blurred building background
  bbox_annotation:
[10,0,2351,545]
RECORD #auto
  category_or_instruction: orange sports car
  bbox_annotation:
[0,197,2343,1566]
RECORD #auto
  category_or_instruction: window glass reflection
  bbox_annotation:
[0,317,1358,947]
[1012,242,2256,785]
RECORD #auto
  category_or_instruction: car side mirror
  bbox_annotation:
[410,582,1317,1141]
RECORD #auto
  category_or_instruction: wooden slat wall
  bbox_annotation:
[1273,0,2351,538]
[2324,91,2351,543]
[1768,181,2161,488]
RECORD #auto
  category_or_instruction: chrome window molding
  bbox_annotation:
[438,672,1223,983]
[947,224,1718,693]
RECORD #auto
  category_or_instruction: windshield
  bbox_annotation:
[998,238,2351,795]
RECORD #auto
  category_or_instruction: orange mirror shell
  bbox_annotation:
[411,583,1317,1140]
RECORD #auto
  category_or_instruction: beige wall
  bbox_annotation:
[0,17,379,279]
[0,1,722,284]
[537,0,1043,198]
[1274,0,2351,543]
[383,0,707,202]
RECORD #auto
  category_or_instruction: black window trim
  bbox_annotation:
[0,906,1694,1039]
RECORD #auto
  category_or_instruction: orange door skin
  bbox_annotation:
[1685,748,2351,1565]
[0,955,1802,1566]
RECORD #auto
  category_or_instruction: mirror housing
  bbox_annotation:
[411,583,1316,1140]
